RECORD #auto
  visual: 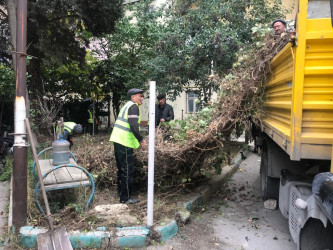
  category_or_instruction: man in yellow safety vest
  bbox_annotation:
[87,104,98,135]
[57,122,83,148]
[110,88,146,204]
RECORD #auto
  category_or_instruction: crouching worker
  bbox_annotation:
[110,88,146,204]
[57,122,83,148]
[0,135,14,165]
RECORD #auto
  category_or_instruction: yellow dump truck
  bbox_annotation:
[253,0,333,249]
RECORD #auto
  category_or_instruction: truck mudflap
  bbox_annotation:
[312,172,333,224]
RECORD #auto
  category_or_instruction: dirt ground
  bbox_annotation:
[28,131,245,232]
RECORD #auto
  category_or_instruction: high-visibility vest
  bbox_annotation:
[88,109,93,124]
[56,122,76,135]
[110,101,141,149]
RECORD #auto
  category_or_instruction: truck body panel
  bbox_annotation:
[262,17,333,161]
[256,1,333,248]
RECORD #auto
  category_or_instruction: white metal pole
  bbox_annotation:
[147,81,156,227]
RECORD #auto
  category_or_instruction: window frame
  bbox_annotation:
[186,91,200,113]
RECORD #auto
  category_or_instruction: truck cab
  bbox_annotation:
[254,0,333,249]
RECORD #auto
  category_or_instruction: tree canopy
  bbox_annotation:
[91,1,167,116]
[25,0,123,99]
[0,3,11,65]
[148,0,286,101]
[0,0,286,123]
[91,0,285,112]
[0,63,15,132]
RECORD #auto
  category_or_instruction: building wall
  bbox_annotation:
[283,0,298,20]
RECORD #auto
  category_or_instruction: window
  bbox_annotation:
[187,91,200,113]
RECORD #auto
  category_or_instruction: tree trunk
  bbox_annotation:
[112,92,121,119]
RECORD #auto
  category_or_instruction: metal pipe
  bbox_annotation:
[147,81,156,227]
[12,0,28,230]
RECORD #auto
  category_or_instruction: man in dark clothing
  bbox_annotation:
[155,93,174,127]
[272,19,286,35]
[110,88,146,204]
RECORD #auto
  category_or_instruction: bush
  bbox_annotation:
[0,154,13,181]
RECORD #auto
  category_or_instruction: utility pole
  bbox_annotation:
[12,0,28,230]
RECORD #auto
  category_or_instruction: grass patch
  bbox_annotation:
[0,155,13,181]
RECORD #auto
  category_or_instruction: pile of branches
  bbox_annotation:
[73,34,291,191]
[72,135,118,188]
[72,134,148,188]
[136,33,291,188]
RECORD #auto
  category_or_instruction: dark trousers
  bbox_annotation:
[87,123,93,135]
[114,142,134,203]
[66,136,73,149]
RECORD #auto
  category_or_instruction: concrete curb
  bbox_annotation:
[183,148,248,212]
[19,223,178,249]
[115,226,149,248]
[18,149,248,248]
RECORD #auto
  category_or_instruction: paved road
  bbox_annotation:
[148,151,297,250]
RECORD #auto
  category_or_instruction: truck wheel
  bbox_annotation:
[260,145,279,200]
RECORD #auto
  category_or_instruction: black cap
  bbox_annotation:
[272,19,287,27]
[157,93,166,100]
[127,88,144,97]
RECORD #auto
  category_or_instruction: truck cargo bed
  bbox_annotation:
[262,18,333,161]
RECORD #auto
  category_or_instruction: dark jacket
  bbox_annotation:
[155,103,174,127]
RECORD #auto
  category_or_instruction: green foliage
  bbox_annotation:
[67,203,83,214]
[0,0,11,64]
[41,58,94,99]
[89,0,286,111]
[2,0,287,128]
[0,63,15,99]
[170,106,215,143]
[78,0,123,37]
[18,0,123,102]
[92,1,167,115]
[148,0,286,101]
[0,63,15,131]
[0,155,13,181]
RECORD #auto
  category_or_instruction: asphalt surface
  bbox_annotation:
[147,151,297,250]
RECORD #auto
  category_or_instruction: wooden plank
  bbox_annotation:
[53,166,74,184]
[45,181,91,191]
[39,158,90,189]
[67,159,89,182]
[39,159,57,185]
